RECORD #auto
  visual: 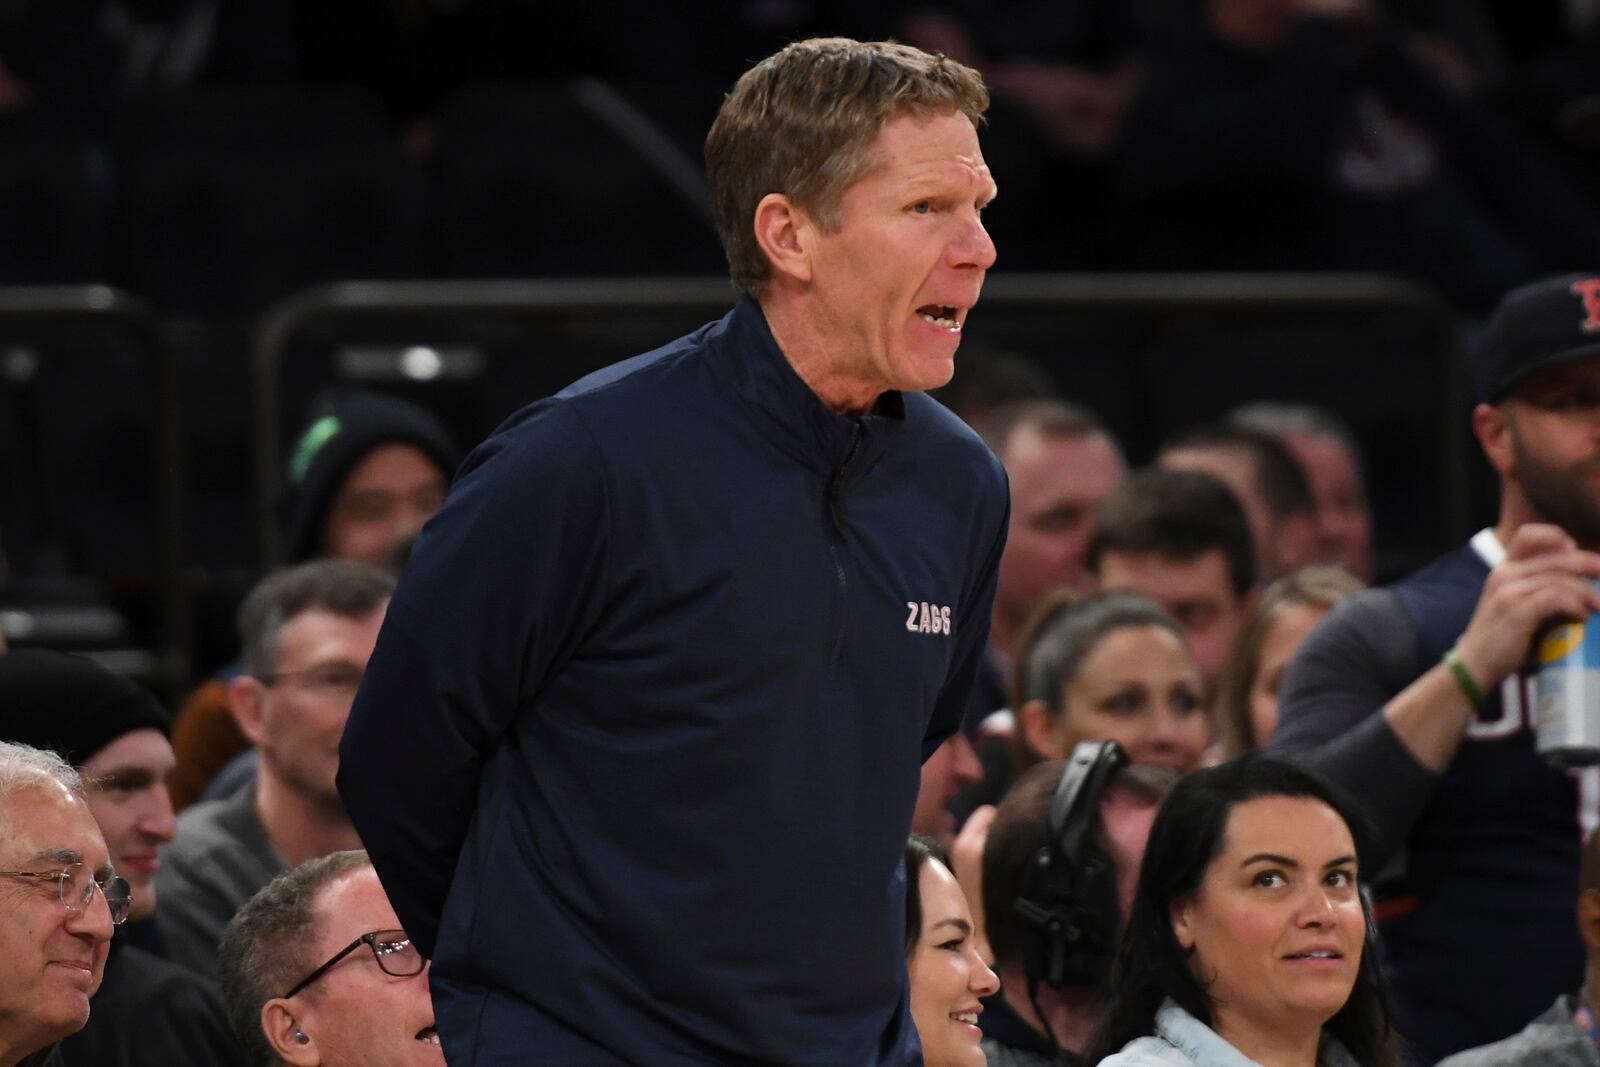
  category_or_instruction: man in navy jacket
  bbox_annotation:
[337,37,1008,1066]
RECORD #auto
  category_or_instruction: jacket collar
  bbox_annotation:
[708,295,906,477]
[1153,1000,1360,1067]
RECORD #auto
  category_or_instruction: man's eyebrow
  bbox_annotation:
[26,847,82,866]
[91,767,166,788]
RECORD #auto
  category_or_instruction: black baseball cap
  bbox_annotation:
[1472,272,1600,403]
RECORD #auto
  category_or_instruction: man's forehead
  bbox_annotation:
[866,111,992,179]
[312,867,397,944]
[0,787,107,865]
[1103,548,1229,589]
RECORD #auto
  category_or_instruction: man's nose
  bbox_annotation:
[949,212,996,271]
[141,785,179,843]
[67,887,115,943]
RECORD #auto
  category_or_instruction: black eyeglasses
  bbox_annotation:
[281,928,424,999]
[0,863,132,925]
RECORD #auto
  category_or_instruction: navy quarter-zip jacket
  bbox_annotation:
[338,297,1009,1066]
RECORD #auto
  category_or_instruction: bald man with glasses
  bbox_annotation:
[0,741,125,1067]
[219,850,441,1067]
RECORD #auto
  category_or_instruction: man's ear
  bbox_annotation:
[1473,402,1514,477]
[228,675,269,748]
[752,192,813,286]
[262,998,318,1067]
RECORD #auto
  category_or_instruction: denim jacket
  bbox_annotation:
[1099,1000,1363,1067]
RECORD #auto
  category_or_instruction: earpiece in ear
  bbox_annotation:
[295,1030,310,1045]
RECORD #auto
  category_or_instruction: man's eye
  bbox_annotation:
[911,201,931,214]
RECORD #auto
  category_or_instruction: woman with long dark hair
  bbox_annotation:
[905,835,999,1067]
[1087,758,1400,1067]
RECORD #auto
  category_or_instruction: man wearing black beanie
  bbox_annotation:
[0,650,244,1067]
[279,387,461,567]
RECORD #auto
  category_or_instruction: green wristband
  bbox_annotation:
[1442,647,1487,713]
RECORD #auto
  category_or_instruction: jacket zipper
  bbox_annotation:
[826,426,863,671]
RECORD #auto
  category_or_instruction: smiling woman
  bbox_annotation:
[906,836,999,1067]
[1086,758,1401,1067]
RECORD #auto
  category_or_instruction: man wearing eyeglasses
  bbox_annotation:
[218,850,442,1067]
[0,741,121,1067]
[0,650,244,1066]
[158,559,395,982]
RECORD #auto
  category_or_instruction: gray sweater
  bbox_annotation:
[154,784,286,981]
[1436,996,1599,1067]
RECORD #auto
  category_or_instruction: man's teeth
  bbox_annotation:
[918,308,961,330]
[416,1029,442,1046]
[951,1012,979,1025]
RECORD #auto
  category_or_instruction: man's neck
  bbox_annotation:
[254,770,361,867]
[759,293,883,416]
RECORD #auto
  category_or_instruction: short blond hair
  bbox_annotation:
[705,37,988,297]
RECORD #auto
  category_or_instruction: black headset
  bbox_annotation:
[1012,738,1129,990]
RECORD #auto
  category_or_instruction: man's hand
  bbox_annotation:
[1382,523,1600,774]
[1454,524,1600,692]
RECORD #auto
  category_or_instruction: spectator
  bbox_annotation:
[1158,422,1320,583]
[1013,592,1210,777]
[1216,567,1365,757]
[1230,401,1375,581]
[979,745,1172,1066]
[1272,273,1600,1062]
[1089,468,1257,693]
[1087,757,1400,1067]
[0,741,122,1067]
[952,398,1125,828]
[217,850,440,1067]
[1435,825,1600,1067]
[0,650,242,1067]
[168,389,458,813]
[981,399,1127,681]
[905,835,999,1067]
[157,560,394,981]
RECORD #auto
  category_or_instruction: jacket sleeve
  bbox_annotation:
[1266,589,1439,867]
[337,401,609,957]
[923,476,1009,760]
